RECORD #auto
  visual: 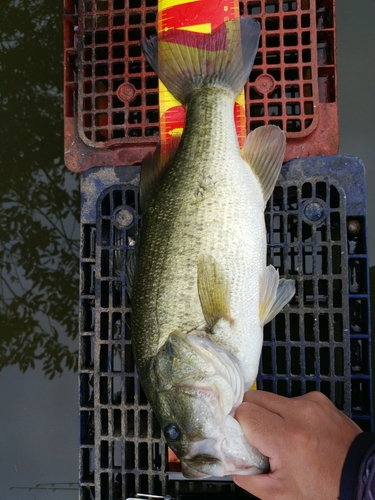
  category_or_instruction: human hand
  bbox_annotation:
[233,390,362,500]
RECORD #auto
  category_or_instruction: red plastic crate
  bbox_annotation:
[64,0,337,172]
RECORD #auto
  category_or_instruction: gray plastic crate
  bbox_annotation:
[78,156,372,500]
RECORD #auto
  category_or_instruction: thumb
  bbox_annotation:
[233,471,277,499]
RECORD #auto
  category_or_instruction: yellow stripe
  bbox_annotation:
[236,93,246,149]
[159,81,180,108]
[177,23,212,33]
[159,0,199,9]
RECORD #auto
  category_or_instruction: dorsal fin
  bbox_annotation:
[140,135,181,211]
[242,125,286,204]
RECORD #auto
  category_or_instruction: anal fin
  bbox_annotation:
[259,265,295,326]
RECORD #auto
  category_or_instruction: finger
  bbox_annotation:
[235,401,285,458]
[295,391,363,433]
[243,390,290,416]
[233,471,278,499]
[293,390,331,405]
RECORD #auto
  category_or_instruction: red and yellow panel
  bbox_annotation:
[157,0,247,149]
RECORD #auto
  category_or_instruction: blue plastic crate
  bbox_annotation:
[259,155,372,431]
[78,155,372,500]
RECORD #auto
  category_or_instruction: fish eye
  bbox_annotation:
[164,423,181,441]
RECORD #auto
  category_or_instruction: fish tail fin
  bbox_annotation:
[141,17,260,104]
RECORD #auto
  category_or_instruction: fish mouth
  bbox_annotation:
[181,455,223,479]
[182,451,267,478]
[181,431,269,478]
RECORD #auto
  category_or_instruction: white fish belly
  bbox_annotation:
[192,154,266,389]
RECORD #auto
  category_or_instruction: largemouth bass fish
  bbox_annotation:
[131,17,295,478]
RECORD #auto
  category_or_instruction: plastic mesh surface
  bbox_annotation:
[78,157,372,499]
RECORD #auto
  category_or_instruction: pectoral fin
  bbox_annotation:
[259,265,295,326]
[152,330,213,388]
[197,256,231,330]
